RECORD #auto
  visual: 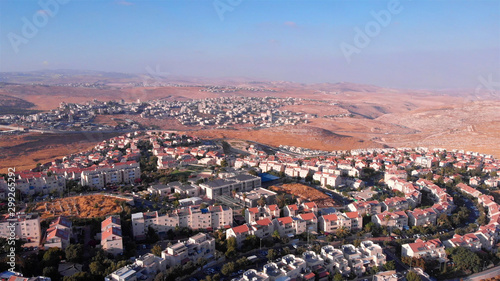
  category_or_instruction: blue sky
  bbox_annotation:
[0,0,499,89]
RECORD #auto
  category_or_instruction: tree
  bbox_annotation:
[272,230,281,241]
[43,266,60,281]
[384,260,396,271]
[336,226,350,239]
[257,196,266,207]
[65,244,84,263]
[449,247,481,273]
[333,272,344,281]
[43,247,65,268]
[267,249,277,261]
[146,226,159,243]
[221,261,235,276]
[406,271,422,281]
[63,272,93,281]
[152,244,162,256]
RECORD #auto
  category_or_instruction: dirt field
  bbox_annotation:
[269,183,342,208]
[0,132,121,173]
[33,194,125,220]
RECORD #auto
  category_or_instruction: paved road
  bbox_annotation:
[456,265,500,281]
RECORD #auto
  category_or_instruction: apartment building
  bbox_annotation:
[236,188,277,208]
[341,242,386,276]
[131,205,232,239]
[101,216,123,256]
[81,161,140,188]
[0,213,41,247]
[162,233,215,267]
[199,173,261,199]
[320,245,350,276]
[105,254,167,281]
[14,172,66,196]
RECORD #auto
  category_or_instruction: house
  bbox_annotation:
[147,184,171,197]
[44,217,72,250]
[372,211,408,231]
[226,224,251,247]
[245,206,272,224]
[383,197,409,212]
[284,204,299,217]
[344,212,362,231]
[298,212,318,233]
[347,201,382,216]
[273,216,306,238]
[456,183,482,198]
[444,233,482,251]
[301,202,319,215]
[407,208,437,227]
[402,238,447,261]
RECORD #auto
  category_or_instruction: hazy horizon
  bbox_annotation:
[1,0,499,90]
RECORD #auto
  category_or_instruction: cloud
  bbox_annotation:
[284,21,297,28]
[116,1,133,6]
[42,61,49,66]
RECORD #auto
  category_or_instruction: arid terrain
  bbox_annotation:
[269,183,341,208]
[32,194,126,220]
[1,70,499,173]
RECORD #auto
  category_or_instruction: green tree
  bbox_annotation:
[152,244,162,256]
[221,261,235,276]
[406,271,422,281]
[333,272,344,281]
[65,244,84,263]
[384,261,396,271]
[267,249,277,261]
[449,247,481,273]
[63,272,93,281]
[43,266,60,281]
[42,247,65,267]
[146,226,159,243]
[272,230,281,241]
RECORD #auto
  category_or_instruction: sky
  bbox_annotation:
[0,0,499,89]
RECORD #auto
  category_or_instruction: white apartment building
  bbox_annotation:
[0,213,41,247]
[81,161,140,188]
[161,233,215,267]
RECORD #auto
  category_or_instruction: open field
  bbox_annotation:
[0,132,121,173]
[269,183,342,208]
[33,194,125,220]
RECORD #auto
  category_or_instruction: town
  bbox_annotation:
[1,130,500,281]
[0,96,340,134]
